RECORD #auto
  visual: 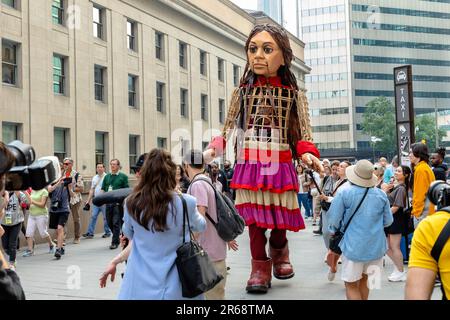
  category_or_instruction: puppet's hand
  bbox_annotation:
[301,152,324,174]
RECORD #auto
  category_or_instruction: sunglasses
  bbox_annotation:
[63,163,70,165]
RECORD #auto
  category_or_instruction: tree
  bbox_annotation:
[415,114,447,151]
[361,97,396,157]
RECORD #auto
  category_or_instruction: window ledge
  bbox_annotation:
[95,100,107,106]
[128,50,139,57]
[2,83,20,89]
[1,5,21,18]
[156,60,166,67]
[93,37,107,47]
[54,93,69,98]
[52,24,69,35]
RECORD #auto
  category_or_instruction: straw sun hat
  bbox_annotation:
[345,160,378,188]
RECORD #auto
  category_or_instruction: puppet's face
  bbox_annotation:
[247,31,285,77]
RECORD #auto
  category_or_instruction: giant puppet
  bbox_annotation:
[205,24,322,293]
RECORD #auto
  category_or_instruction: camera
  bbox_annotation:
[83,203,90,211]
[427,180,450,209]
[51,200,61,211]
[1,140,61,191]
[63,177,73,186]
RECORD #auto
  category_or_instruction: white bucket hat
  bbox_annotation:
[345,160,378,188]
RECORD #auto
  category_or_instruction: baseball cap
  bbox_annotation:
[130,153,147,172]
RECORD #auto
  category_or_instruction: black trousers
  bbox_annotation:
[106,204,123,245]
[1,223,22,262]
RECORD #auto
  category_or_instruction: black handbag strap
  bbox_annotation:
[341,187,369,234]
[178,193,193,244]
[430,211,450,300]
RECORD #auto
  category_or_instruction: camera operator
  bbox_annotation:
[62,158,84,244]
[406,181,450,300]
[47,174,72,259]
[0,141,26,299]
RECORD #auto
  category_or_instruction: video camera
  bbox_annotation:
[0,140,61,191]
[427,180,450,209]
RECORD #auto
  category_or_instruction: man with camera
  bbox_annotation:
[62,158,84,244]
[101,159,129,250]
[405,180,450,300]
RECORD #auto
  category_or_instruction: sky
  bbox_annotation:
[230,0,258,10]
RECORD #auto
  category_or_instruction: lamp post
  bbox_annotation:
[371,136,382,162]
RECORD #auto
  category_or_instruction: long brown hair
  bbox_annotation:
[126,148,177,232]
[240,24,298,90]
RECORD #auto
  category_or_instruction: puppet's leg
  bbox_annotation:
[246,224,272,293]
[269,229,295,279]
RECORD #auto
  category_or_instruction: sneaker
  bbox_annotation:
[102,233,111,238]
[327,270,336,282]
[73,238,80,244]
[109,244,119,250]
[338,258,342,265]
[61,247,65,255]
[388,270,406,282]
[54,249,62,260]
[49,244,55,254]
[313,229,322,236]
[9,262,16,271]
[82,233,94,239]
[22,250,34,257]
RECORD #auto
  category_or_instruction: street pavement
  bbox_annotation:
[14,218,440,300]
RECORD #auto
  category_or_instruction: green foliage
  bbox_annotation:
[415,114,447,151]
[361,97,396,156]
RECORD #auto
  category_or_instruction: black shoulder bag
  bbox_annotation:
[329,188,369,255]
[431,207,450,300]
[175,194,223,298]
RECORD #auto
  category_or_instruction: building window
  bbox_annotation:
[218,58,224,82]
[128,74,137,107]
[200,50,207,76]
[2,40,18,86]
[179,42,187,68]
[54,127,68,162]
[219,99,225,124]
[95,131,107,166]
[53,54,65,95]
[93,5,104,40]
[233,65,239,87]
[155,31,164,61]
[2,0,16,9]
[357,141,371,149]
[2,122,21,143]
[201,94,208,121]
[127,20,136,51]
[129,135,139,172]
[179,138,190,157]
[94,65,105,102]
[156,82,165,113]
[180,88,188,117]
[157,137,167,149]
[52,0,64,25]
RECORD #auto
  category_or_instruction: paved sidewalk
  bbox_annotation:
[14,219,440,300]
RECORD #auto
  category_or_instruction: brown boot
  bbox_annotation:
[246,259,272,293]
[270,242,295,279]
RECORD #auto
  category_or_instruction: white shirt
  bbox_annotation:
[92,173,106,198]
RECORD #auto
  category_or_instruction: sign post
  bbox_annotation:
[394,65,415,167]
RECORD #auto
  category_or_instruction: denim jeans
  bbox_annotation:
[86,204,111,235]
[297,193,312,217]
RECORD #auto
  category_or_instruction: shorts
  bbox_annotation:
[49,212,70,229]
[26,215,50,238]
[340,255,384,283]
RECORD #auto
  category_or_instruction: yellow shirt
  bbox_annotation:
[409,211,450,298]
[412,161,435,218]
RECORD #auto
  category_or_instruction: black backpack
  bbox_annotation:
[189,177,245,242]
